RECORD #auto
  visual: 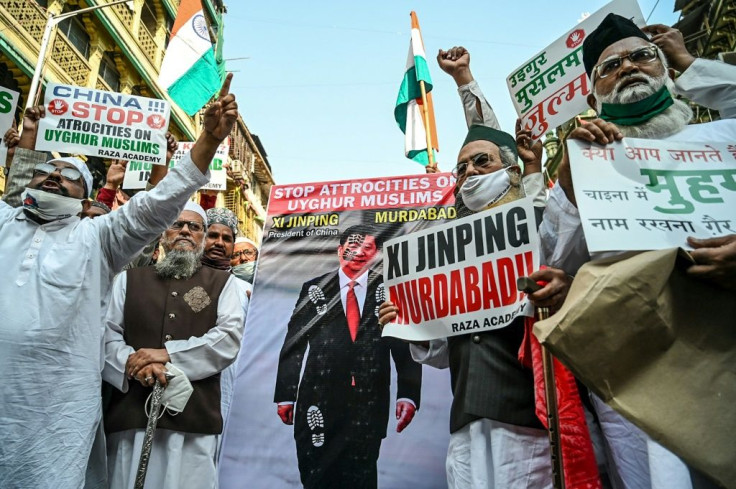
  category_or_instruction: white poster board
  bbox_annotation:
[0,86,19,167]
[569,138,736,252]
[507,0,645,140]
[122,140,229,191]
[382,197,538,341]
[37,83,170,165]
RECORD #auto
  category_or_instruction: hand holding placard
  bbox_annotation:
[19,105,45,151]
[559,118,623,206]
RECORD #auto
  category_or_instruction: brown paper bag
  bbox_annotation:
[534,248,736,488]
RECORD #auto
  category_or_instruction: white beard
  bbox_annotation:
[155,237,205,279]
[595,72,693,139]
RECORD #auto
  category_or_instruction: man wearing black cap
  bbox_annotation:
[545,14,736,275]
[540,13,736,489]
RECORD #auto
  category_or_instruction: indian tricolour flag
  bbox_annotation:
[394,11,438,167]
[159,0,223,116]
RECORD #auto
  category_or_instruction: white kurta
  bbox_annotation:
[103,272,244,489]
[219,277,251,428]
[411,342,552,489]
[539,61,736,489]
[0,153,208,489]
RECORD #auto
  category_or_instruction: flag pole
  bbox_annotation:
[418,79,437,171]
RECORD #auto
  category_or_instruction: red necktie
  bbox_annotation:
[346,281,360,342]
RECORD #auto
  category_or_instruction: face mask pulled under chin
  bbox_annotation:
[144,363,194,417]
[459,170,512,211]
[22,187,83,221]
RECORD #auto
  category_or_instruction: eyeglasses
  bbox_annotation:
[33,163,83,183]
[169,220,204,233]
[452,152,496,178]
[593,46,659,80]
[233,249,257,258]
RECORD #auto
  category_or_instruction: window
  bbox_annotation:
[58,12,90,58]
[99,55,120,92]
[160,6,174,48]
[141,0,158,34]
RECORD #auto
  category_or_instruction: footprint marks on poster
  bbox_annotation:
[307,405,324,447]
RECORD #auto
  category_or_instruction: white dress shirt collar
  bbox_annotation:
[338,267,369,290]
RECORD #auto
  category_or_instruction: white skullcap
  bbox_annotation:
[235,236,258,247]
[47,156,93,198]
[183,201,208,226]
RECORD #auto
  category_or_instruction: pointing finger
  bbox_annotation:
[219,73,233,98]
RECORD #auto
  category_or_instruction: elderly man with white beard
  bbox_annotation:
[540,14,736,489]
[102,201,244,489]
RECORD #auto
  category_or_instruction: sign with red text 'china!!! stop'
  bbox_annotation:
[36,83,170,165]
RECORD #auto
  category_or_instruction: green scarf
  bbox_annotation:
[599,85,674,126]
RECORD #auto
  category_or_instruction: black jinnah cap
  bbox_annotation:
[462,125,518,160]
[582,13,650,77]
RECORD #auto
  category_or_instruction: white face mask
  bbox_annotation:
[160,363,193,414]
[459,170,512,211]
[22,187,83,221]
[144,363,194,419]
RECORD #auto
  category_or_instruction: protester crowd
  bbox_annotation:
[0,13,734,489]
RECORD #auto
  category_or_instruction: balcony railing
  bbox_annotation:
[111,2,134,31]
[137,21,158,65]
[1,0,46,43]
[53,34,91,86]
[96,75,112,92]
[1,0,91,86]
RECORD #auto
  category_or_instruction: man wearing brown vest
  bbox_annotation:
[102,201,245,489]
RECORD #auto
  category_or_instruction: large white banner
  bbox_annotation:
[507,0,644,140]
[219,174,457,488]
[36,83,170,164]
[122,140,229,191]
[382,197,538,341]
[0,86,19,167]
[569,138,736,252]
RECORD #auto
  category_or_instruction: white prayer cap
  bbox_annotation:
[47,156,93,198]
[235,236,258,248]
[183,201,208,226]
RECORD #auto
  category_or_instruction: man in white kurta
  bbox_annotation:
[540,17,736,489]
[0,152,210,489]
[0,78,238,489]
[103,203,244,489]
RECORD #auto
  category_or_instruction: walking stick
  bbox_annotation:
[134,374,172,489]
[518,276,566,489]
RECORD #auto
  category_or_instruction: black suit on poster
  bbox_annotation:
[275,269,422,489]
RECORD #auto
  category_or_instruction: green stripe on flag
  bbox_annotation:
[394,55,433,132]
[168,49,222,116]
[408,149,437,167]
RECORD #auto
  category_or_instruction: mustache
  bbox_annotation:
[595,70,669,111]
[174,237,196,245]
[206,244,226,255]
[612,73,652,92]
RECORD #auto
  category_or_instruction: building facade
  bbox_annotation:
[0,0,273,242]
